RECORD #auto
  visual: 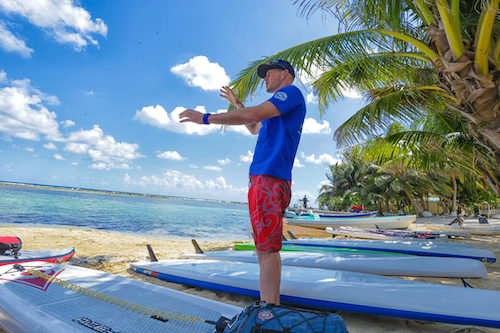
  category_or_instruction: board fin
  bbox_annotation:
[191,239,204,254]
[287,231,297,239]
[146,244,158,262]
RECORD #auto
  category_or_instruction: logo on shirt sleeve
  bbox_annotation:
[274,92,288,101]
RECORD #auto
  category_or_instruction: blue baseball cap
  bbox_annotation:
[257,59,295,78]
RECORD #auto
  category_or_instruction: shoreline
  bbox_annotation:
[0,181,247,206]
[1,222,500,332]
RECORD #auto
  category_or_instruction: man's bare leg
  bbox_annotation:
[256,249,281,305]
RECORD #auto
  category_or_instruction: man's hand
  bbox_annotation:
[179,109,204,124]
[220,86,244,109]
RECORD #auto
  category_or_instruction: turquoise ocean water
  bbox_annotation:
[0,183,252,241]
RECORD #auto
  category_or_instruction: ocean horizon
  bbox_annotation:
[0,181,252,242]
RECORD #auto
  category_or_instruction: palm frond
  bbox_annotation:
[334,85,448,146]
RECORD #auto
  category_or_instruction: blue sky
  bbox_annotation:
[0,0,366,205]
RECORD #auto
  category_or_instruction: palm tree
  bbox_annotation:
[317,156,379,210]
[352,111,497,214]
[228,0,500,194]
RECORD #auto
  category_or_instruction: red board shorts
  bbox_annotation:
[248,175,291,252]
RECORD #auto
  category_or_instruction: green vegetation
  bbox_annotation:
[228,0,499,213]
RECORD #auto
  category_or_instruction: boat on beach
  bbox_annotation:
[285,210,378,219]
[286,214,417,230]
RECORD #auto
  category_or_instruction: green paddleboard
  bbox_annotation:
[234,243,412,256]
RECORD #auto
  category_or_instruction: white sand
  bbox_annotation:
[1,217,500,332]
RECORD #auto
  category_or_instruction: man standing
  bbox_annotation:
[179,59,306,305]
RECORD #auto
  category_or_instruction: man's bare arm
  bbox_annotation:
[179,101,281,133]
[220,86,262,135]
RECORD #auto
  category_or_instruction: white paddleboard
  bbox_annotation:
[292,237,474,248]
[282,239,495,262]
[0,248,75,266]
[180,250,487,278]
[131,259,500,329]
[0,261,241,333]
[325,226,449,241]
[423,223,500,236]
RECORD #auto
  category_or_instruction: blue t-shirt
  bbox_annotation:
[249,85,306,181]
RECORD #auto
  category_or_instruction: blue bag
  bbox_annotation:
[217,301,348,333]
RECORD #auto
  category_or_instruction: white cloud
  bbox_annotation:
[64,124,143,170]
[89,162,131,171]
[226,125,253,136]
[0,70,7,83]
[301,152,341,165]
[302,118,331,134]
[240,150,253,163]
[0,0,107,52]
[171,56,230,91]
[341,87,362,98]
[190,164,199,169]
[0,75,62,141]
[204,165,222,171]
[71,161,78,166]
[125,171,247,200]
[294,158,305,168]
[157,150,186,161]
[53,153,65,160]
[291,190,315,208]
[25,147,34,152]
[43,142,58,150]
[128,170,203,190]
[134,104,218,135]
[0,22,34,57]
[217,158,231,165]
[64,142,89,153]
[306,92,318,104]
[60,119,75,128]
[317,180,331,191]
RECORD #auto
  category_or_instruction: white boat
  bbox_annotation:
[131,259,500,328]
[286,214,416,230]
[180,250,487,278]
[286,211,378,219]
[0,261,241,333]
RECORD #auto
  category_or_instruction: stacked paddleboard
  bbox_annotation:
[0,261,241,333]
[325,226,456,240]
[130,259,500,328]
[180,250,487,278]
[279,238,496,262]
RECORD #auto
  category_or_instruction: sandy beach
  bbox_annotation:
[1,217,500,332]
